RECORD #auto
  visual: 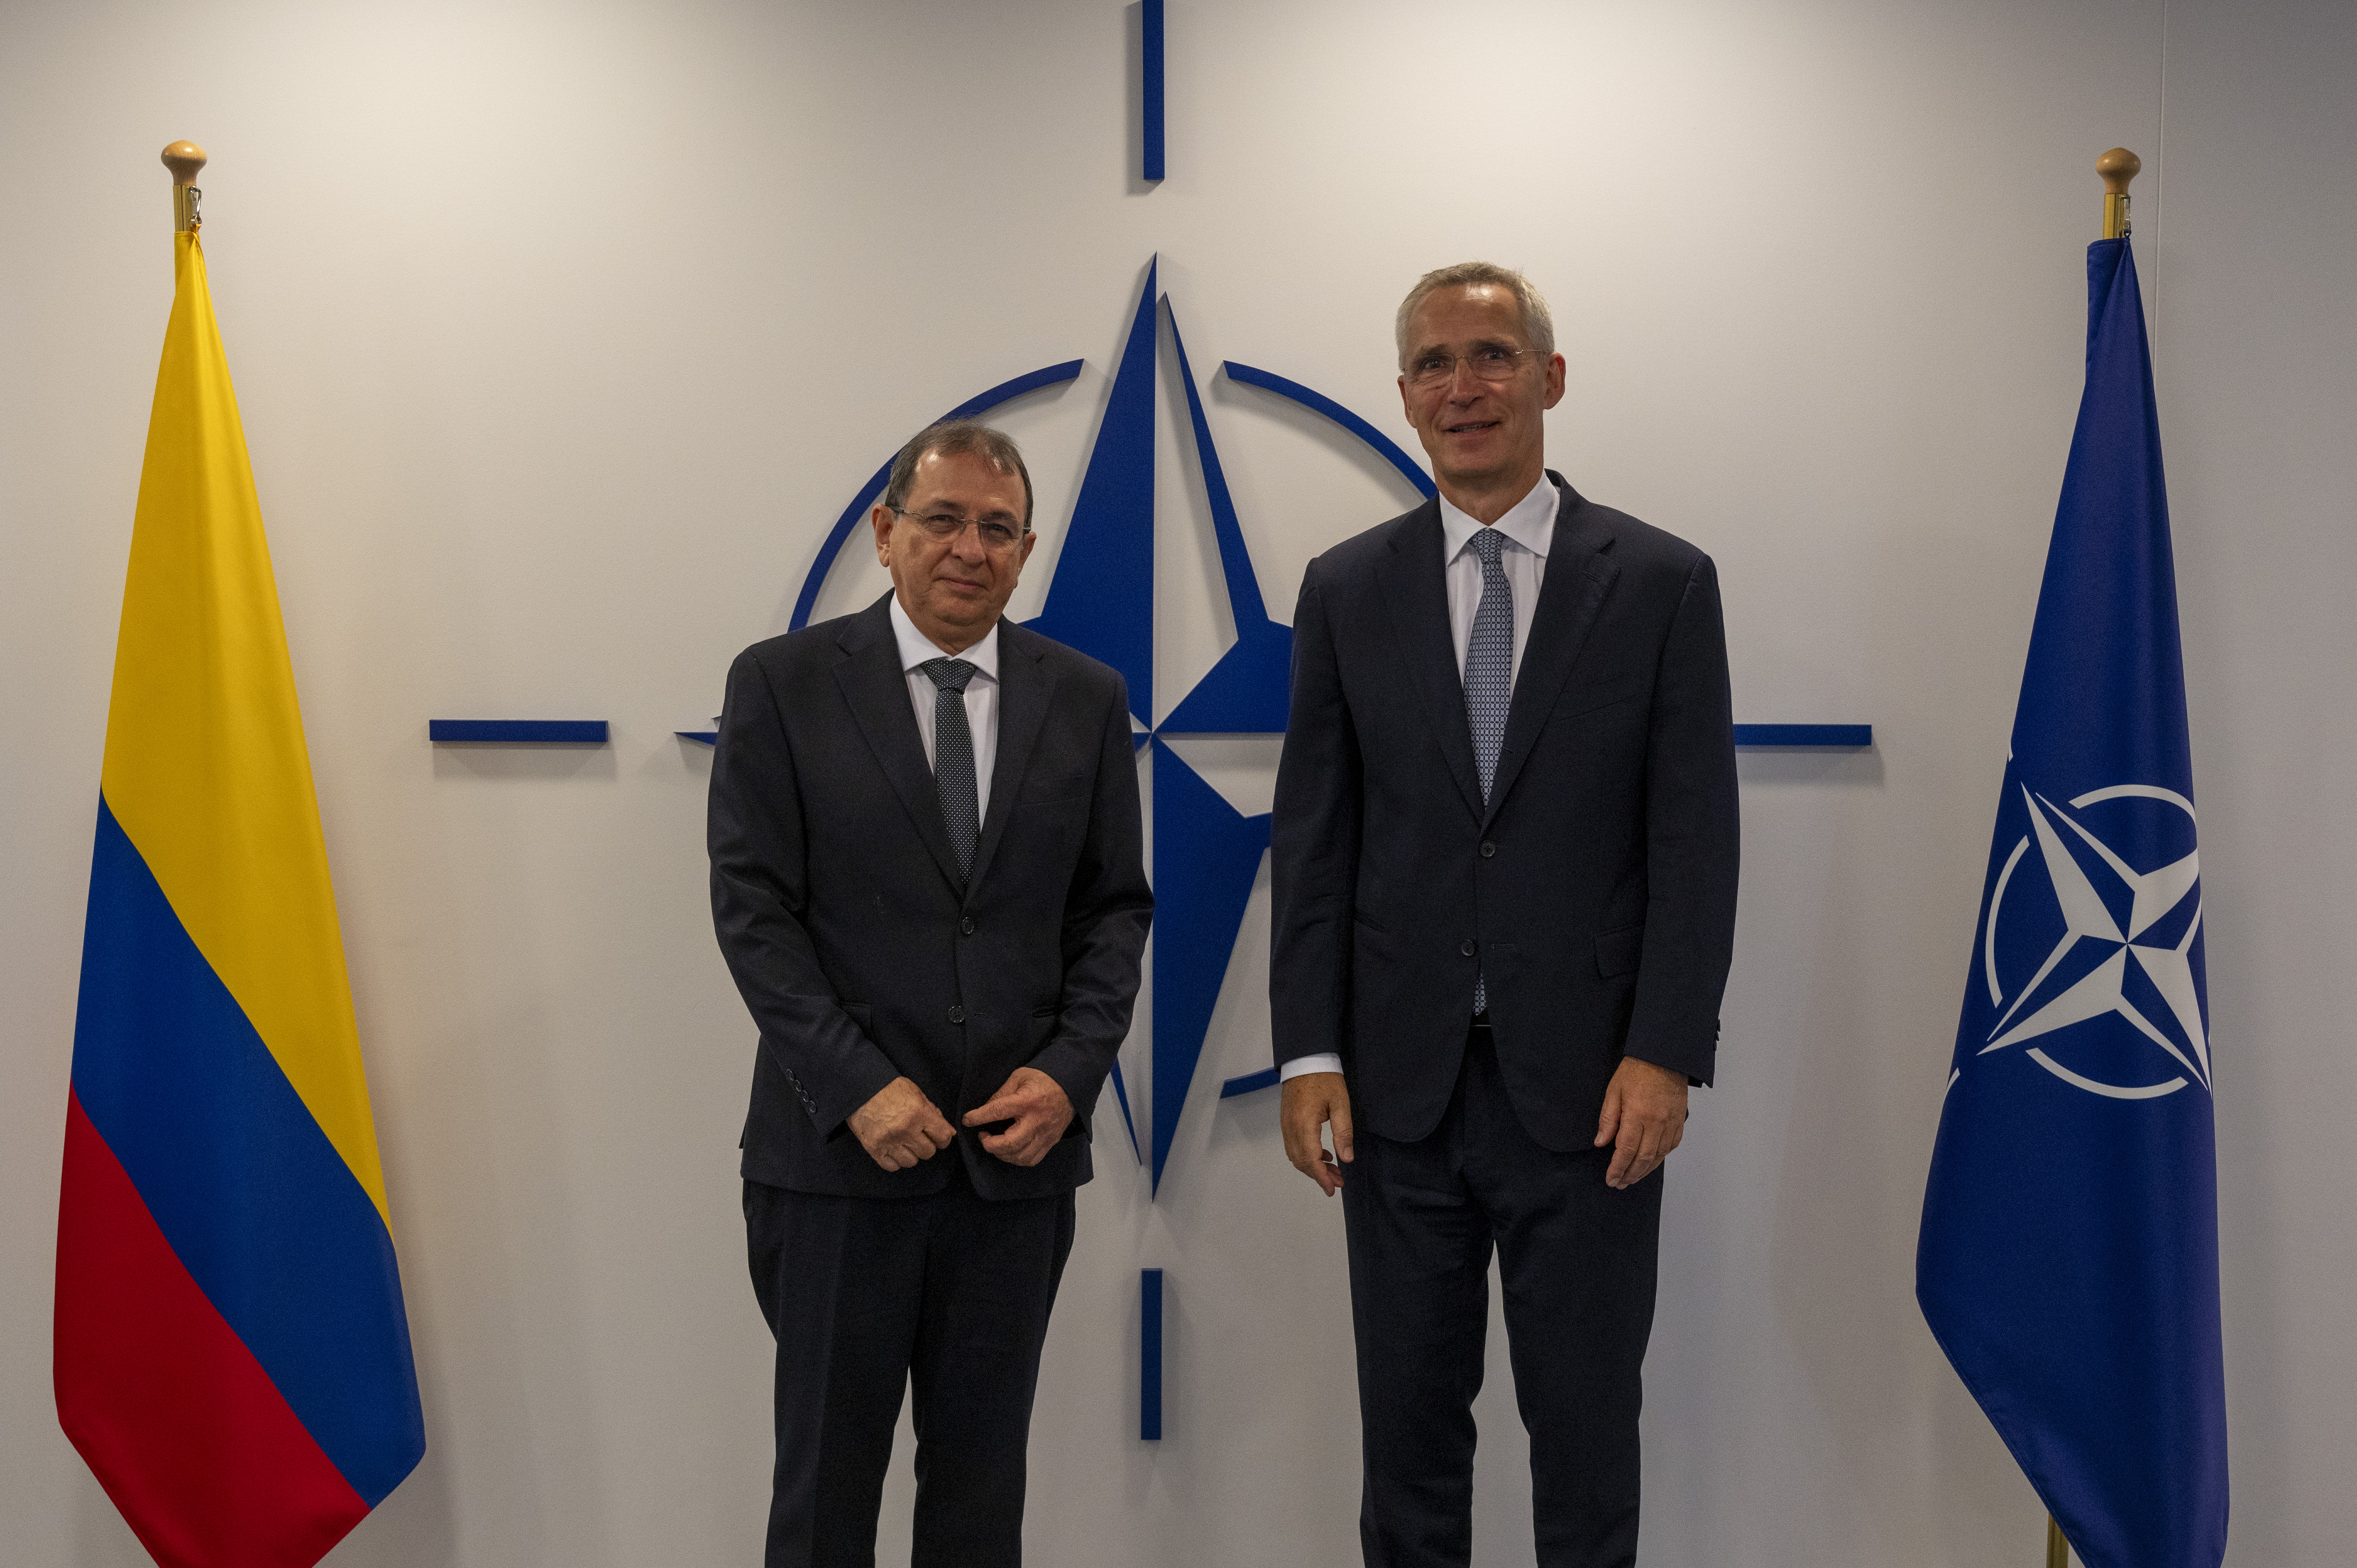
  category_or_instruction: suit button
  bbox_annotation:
[960,917,975,935]
[949,1005,966,1024]
[1460,939,1477,957]
[1480,841,1496,858]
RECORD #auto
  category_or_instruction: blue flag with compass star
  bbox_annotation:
[1917,236,2226,1568]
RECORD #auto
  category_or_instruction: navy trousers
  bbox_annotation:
[744,1160,1076,1568]
[1342,1022,1665,1568]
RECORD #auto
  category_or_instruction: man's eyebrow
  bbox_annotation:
[909,502,1023,523]
[1409,335,1522,358]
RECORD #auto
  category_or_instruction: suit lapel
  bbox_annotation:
[1374,503,1485,824]
[964,622,1058,898]
[1484,477,1619,826]
[833,596,968,894]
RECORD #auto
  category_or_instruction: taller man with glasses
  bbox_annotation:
[710,420,1150,1567]
[1271,264,1740,1567]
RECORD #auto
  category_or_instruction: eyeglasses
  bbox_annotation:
[891,508,1027,551]
[1403,346,1542,389]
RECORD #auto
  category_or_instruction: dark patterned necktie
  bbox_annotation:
[920,658,980,881]
[1464,527,1512,1012]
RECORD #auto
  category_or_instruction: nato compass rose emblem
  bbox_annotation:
[1976,783,2210,1099]
[788,259,1435,1192]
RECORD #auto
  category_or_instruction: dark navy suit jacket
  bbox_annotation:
[1270,474,1739,1149]
[710,593,1152,1200]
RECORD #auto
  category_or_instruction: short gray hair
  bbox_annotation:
[1394,261,1555,368]
[881,419,1035,529]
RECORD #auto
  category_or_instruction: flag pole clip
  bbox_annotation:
[162,140,206,232]
[2097,147,2140,241]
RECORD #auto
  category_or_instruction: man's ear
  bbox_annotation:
[870,503,896,567]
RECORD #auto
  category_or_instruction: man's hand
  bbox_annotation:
[1594,1055,1688,1189]
[1280,1072,1354,1197]
[963,1067,1073,1167]
[848,1077,957,1172]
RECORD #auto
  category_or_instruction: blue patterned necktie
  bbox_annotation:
[1464,527,1513,1012]
[920,658,980,881]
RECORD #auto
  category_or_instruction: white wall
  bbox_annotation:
[3,1,2349,1563]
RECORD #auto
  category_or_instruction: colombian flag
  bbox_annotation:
[55,228,424,1568]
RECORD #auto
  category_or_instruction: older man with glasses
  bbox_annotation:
[1271,264,1741,1567]
[709,420,1151,1567]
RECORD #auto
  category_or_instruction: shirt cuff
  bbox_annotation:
[1279,1053,1345,1080]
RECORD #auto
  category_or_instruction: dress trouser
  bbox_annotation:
[1342,1020,1665,1568]
[744,1156,1077,1568]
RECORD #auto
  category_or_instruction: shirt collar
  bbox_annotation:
[1439,472,1559,565]
[889,593,1000,681]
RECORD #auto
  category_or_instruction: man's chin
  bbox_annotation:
[1435,453,1516,491]
[923,588,992,615]
[920,598,999,634]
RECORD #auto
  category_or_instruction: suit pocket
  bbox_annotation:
[1593,923,1643,979]
[1019,769,1090,806]
[1558,673,1647,719]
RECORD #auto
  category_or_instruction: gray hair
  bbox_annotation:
[881,419,1035,529]
[1394,261,1556,368]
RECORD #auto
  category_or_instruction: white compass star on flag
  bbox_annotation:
[1980,784,2209,1097]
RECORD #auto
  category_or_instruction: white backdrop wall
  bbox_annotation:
[4,1,2352,1564]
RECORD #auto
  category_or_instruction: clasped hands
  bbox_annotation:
[846,1067,1071,1172]
[1279,1054,1689,1195]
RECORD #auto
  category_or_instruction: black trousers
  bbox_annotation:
[1342,1022,1665,1568]
[744,1161,1076,1568]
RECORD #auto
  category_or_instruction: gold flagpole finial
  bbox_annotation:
[162,141,207,233]
[2097,147,2140,241]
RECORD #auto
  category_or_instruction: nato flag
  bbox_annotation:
[1917,236,2226,1568]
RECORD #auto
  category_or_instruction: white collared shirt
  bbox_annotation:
[1277,472,1559,1084]
[889,595,1002,823]
[1439,472,1556,684]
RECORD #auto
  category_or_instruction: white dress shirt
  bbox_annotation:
[890,595,1001,824]
[1438,473,1556,681]
[1278,473,1560,1082]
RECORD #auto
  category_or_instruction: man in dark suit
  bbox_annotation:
[1270,263,1739,1567]
[709,420,1151,1568]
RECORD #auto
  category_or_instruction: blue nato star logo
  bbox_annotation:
[789,259,1434,1192]
[1977,783,2210,1100]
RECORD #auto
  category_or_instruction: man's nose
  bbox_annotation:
[950,524,990,563]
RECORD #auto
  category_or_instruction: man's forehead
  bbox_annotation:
[1408,286,1528,347]
[909,450,1026,501]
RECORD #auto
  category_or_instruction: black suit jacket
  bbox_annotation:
[710,593,1152,1200]
[1270,474,1739,1151]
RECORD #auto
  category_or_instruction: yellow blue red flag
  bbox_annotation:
[55,227,424,1568]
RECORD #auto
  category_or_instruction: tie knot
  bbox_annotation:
[920,657,978,693]
[1470,527,1506,565]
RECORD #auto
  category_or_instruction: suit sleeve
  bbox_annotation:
[1268,565,1363,1068]
[708,647,902,1135]
[1024,673,1153,1126]
[1622,553,1741,1085]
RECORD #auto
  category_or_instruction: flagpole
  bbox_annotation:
[161,140,205,233]
[2030,147,2144,1568]
[2098,146,2140,240]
